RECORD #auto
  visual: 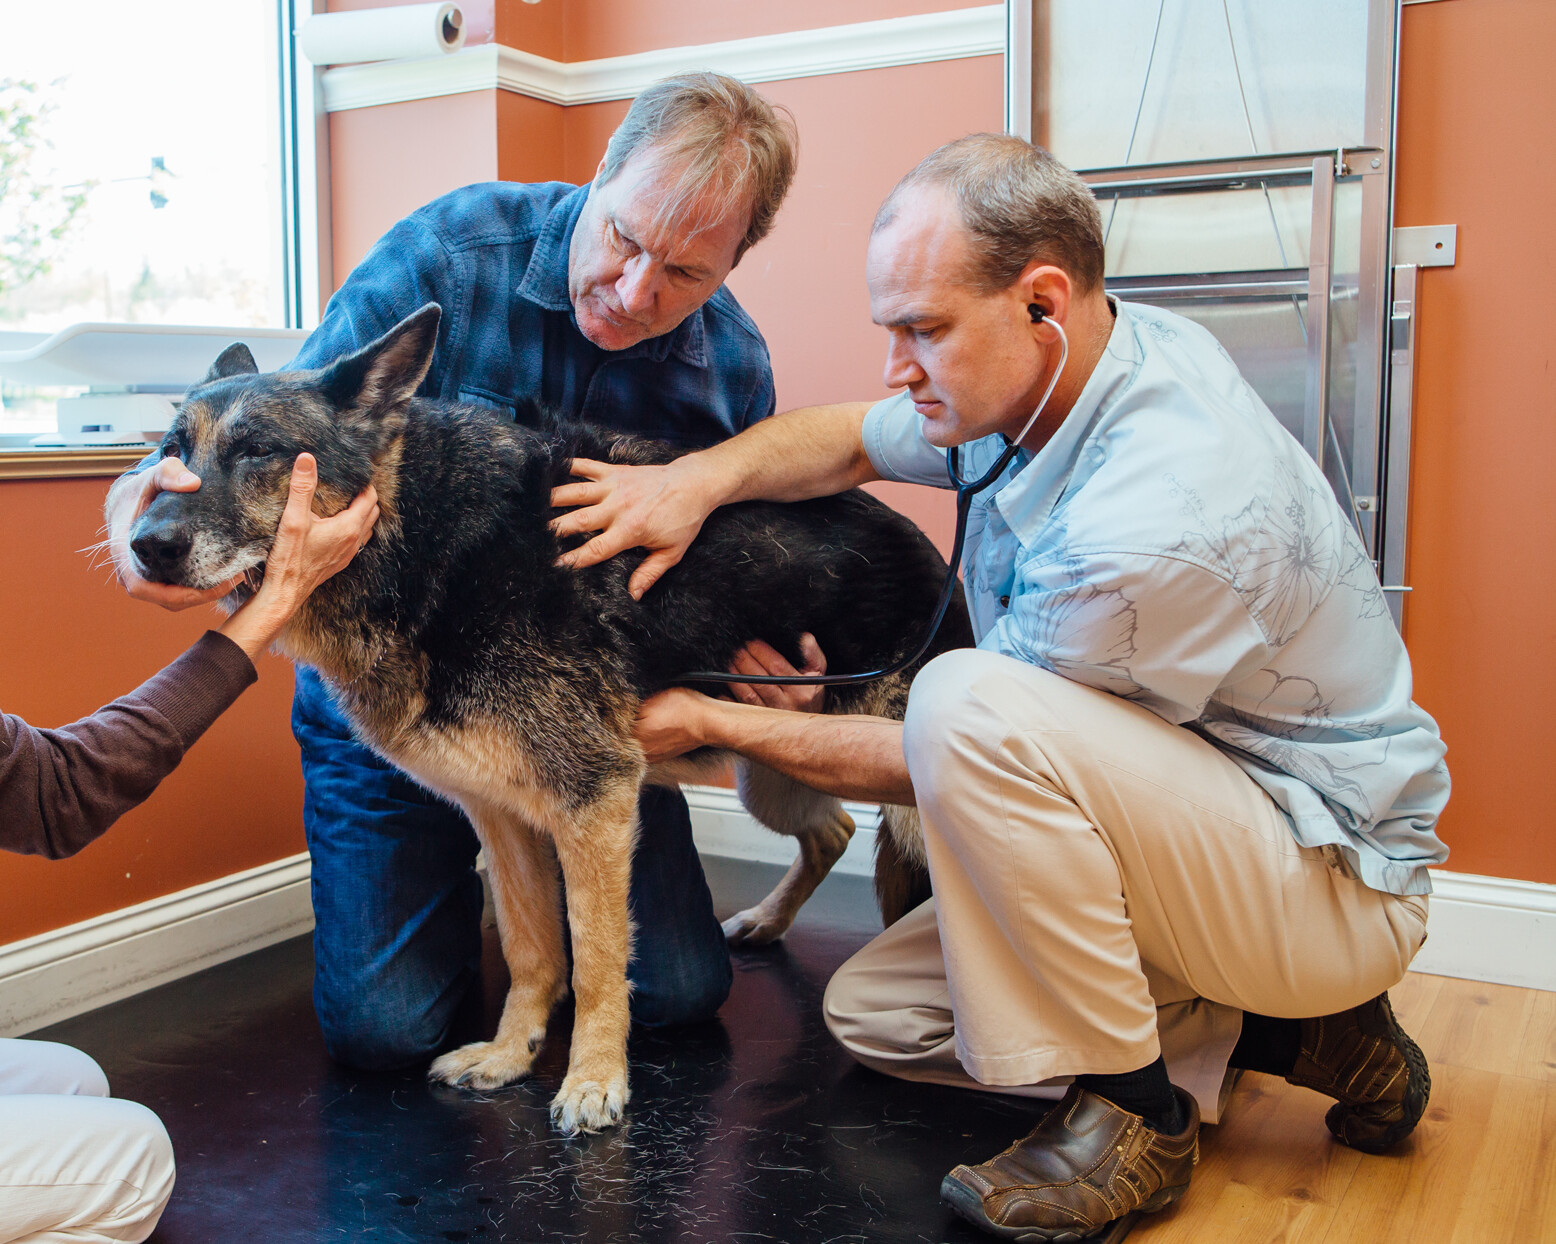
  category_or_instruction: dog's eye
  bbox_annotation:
[240,443,276,460]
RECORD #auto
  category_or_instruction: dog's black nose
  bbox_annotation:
[130,521,193,577]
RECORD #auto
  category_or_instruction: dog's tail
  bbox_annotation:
[873,810,932,927]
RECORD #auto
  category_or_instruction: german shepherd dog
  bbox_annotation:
[127,304,972,1135]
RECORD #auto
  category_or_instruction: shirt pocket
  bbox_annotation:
[457,385,517,420]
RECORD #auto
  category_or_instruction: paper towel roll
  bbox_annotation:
[299,3,465,66]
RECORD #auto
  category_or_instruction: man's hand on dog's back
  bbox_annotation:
[104,458,243,610]
[549,401,878,599]
[550,457,718,600]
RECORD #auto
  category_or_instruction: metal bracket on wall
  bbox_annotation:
[1393,225,1457,267]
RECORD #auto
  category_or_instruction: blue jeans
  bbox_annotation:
[292,666,733,1071]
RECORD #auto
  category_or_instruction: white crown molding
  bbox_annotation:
[0,853,313,1037]
[320,6,1005,113]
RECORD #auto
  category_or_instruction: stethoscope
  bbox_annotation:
[676,306,1069,688]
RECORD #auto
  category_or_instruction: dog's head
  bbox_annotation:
[127,304,441,597]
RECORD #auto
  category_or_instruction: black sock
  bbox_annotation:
[1076,1056,1185,1134]
[1229,1012,1302,1077]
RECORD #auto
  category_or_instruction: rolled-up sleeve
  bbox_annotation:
[861,392,953,487]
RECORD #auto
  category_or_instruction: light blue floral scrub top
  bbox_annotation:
[862,299,1450,897]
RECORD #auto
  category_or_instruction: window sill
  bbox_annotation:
[0,446,149,481]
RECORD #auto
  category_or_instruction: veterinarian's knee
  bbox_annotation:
[904,650,1019,785]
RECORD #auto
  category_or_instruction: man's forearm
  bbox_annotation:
[682,402,879,508]
[701,699,914,806]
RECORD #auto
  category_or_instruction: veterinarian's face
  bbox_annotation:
[568,147,748,351]
[868,186,1057,449]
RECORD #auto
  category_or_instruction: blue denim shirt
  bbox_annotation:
[864,299,1450,897]
[288,181,776,445]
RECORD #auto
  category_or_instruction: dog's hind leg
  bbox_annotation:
[428,805,567,1092]
[548,777,639,1136]
[722,761,855,947]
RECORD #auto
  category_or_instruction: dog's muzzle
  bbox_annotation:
[130,516,194,583]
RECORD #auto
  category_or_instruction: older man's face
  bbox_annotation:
[867,186,1050,449]
[568,148,749,351]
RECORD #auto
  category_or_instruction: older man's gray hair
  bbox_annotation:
[876,133,1105,294]
[600,72,799,261]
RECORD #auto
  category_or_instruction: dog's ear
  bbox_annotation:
[203,343,259,384]
[320,303,442,424]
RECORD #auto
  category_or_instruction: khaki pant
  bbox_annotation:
[823,650,1428,1124]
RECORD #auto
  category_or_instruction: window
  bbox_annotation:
[1,0,318,438]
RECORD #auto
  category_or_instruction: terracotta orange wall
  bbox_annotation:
[1394,0,1556,884]
[329,91,505,290]
[0,480,306,944]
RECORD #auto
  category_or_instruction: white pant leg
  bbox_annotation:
[0,1042,109,1099]
[826,650,1427,1123]
[0,1043,174,1244]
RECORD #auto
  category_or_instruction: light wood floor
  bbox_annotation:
[1137,971,1556,1244]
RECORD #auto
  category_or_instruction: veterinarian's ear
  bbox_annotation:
[320,303,442,424]
[202,343,259,384]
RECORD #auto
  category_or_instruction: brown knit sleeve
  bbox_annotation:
[0,632,258,860]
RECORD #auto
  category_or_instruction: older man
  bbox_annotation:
[105,72,797,1071]
[554,134,1448,1240]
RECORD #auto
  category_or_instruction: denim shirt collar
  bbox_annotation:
[515,181,709,370]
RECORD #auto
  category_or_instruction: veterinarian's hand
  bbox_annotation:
[726,634,828,713]
[549,458,714,599]
[635,687,717,763]
[218,454,380,660]
[105,457,245,610]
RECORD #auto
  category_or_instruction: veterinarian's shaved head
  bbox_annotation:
[598,72,798,261]
[875,134,1105,295]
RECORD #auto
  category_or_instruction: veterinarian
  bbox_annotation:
[551,134,1450,1241]
[1,455,375,1244]
[102,73,798,1072]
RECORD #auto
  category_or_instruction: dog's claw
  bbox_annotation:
[428,1041,535,1092]
[550,1075,629,1135]
[722,907,790,947]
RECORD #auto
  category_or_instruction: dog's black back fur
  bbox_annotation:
[309,395,972,737]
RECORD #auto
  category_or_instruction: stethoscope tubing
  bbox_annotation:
[675,317,1070,689]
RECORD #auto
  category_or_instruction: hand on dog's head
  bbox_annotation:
[127,304,441,595]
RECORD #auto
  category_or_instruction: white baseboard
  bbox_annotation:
[0,853,314,1037]
[1409,871,1556,991]
[3,794,1547,1036]
[684,786,1556,994]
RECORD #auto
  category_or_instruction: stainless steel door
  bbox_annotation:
[1008,0,1410,621]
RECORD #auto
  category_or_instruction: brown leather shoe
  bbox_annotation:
[940,1084,1199,1242]
[1286,992,1430,1154]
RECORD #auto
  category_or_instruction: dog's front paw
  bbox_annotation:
[722,906,790,947]
[428,1040,535,1091]
[549,1072,629,1135]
